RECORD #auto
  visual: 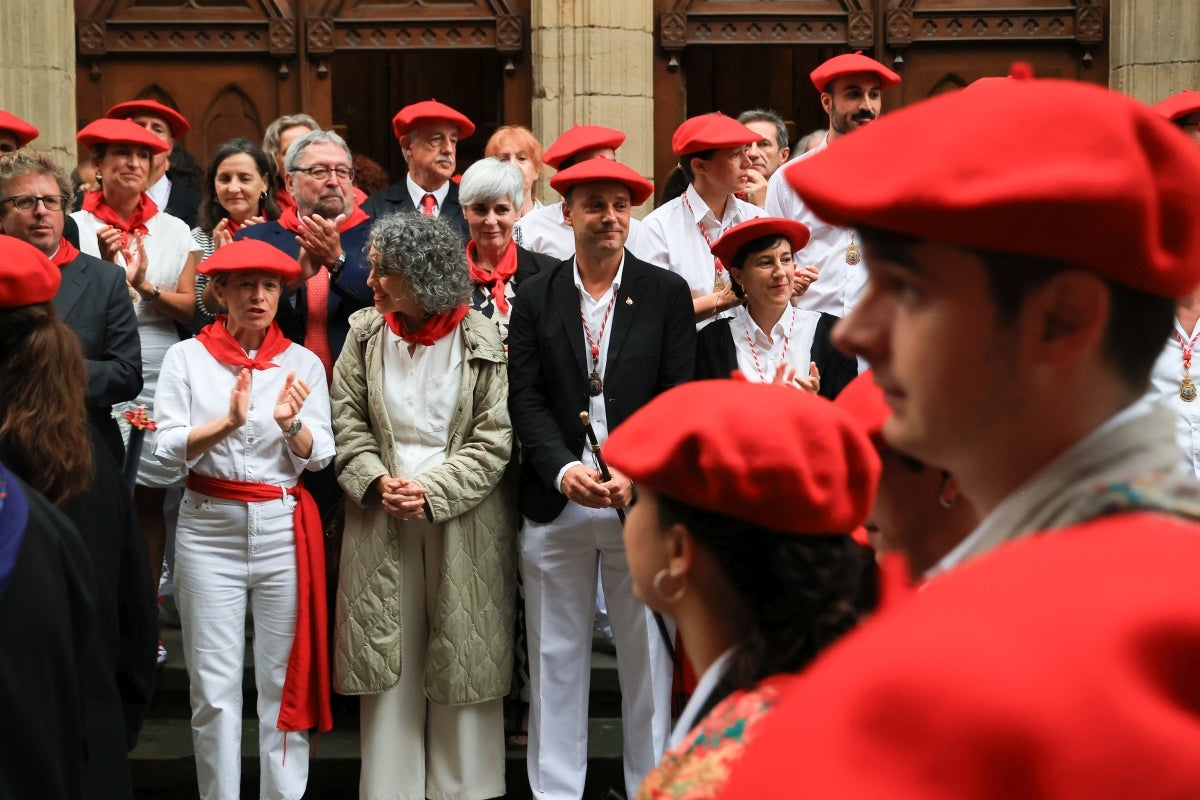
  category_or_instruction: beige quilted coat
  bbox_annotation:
[330,308,517,705]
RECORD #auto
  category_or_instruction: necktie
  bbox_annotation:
[420,193,437,216]
[305,267,333,384]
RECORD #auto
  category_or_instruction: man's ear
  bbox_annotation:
[1025,270,1110,367]
[820,91,834,117]
[561,199,574,229]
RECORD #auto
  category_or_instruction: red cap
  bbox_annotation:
[548,156,654,206]
[391,99,476,142]
[710,217,811,270]
[720,514,1200,799]
[604,380,879,535]
[783,76,1200,298]
[543,124,626,170]
[833,370,890,439]
[0,236,61,308]
[196,239,301,282]
[1153,90,1200,122]
[76,119,170,154]
[810,51,901,92]
[672,112,761,157]
[105,99,190,139]
[0,109,38,148]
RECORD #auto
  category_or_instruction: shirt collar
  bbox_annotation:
[572,254,625,298]
[406,174,451,211]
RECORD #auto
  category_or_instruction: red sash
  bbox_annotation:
[385,305,470,346]
[195,316,290,371]
[466,240,519,315]
[51,237,80,267]
[185,472,332,733]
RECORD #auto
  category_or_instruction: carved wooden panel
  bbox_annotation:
[886,1,1105,46]
[661,0,873,50]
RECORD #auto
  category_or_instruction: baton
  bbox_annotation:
[580,411,681,673]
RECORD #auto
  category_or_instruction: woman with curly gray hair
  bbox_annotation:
[330,212,518,800]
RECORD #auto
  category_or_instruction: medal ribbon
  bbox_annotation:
[580,290,618,382]
[745,306,799,384]
[1174,327,1200,373]
[682,191,730,288]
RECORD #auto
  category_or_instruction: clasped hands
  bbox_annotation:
[560,464,633,510]
[373,475,428,521]
[294,212,348,279]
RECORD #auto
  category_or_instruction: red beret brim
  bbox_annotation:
[548,157,654,206]
[77,119,170,154]
[711,217,811,270]
[105,99,190,139]
[392,100,476,142]
[0,237,61,309]
[543,125,626,169]
[197,239,302,282]
[0,109,38,148]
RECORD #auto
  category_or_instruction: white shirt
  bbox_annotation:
[406,174,451,217]
[553,256,625,491]
[380,323,463,477]
[512,201,654,263]
[669,647,736,748]
[766,137,866,319]
[1146,317,1200,478]
[154,337,336,482]
[640,184,764,329]
[728,305,821,384]
[146,173,171,212]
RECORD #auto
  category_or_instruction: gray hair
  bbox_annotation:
[367,214,471,315]
[797,128,827,154]
[0,150,72,206]
[737,108,789,152]
[283,129,352,173]
[458,157,524,209]
[262,113,319,165]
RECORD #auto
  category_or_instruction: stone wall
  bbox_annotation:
[1110,0,1200,103]
[0,0,76,166]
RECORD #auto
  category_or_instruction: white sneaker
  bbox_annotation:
[157,639,168,668]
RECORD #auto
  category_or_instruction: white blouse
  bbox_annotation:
[728,305,821,384]
[380,324,463,478]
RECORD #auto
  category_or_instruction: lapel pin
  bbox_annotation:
[625,297,633,305]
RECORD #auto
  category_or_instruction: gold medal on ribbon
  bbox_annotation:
[845,232,862,266]
[1183,368,1197,402]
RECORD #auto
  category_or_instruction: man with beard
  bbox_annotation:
[766,52,899,319]
[235,129,372,379]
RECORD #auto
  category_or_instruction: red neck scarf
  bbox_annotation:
[276,190,297,217]
[385,305,470,347]
[277,203,370,234]
[466,240,519,315]
[196,315,291,370]
[81,190,158,240]
[51,237,80,267]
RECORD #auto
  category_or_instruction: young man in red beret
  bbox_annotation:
[641,113,765,329]
[361,99,473,240]
[507,157,695,800]
[107,99,201,228]
[712,72,1200,798]
[766,51,900,320]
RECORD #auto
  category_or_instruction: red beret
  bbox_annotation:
[672,112,761,157]
[833,370,889,440]
[711,217,811,270]
[77,119,170,154]
[105,99,190,139]
[604,379,880,534]
[548,156,654,206]
[0,109,38,148]
[0,236,61,308]
[810,51,901,92]
[392,99,476,142]
[543,124,626,170]
[1153,90,1200,122]
[197,239,301,282]
[721,514,1200,799]
[784,76,1200,298]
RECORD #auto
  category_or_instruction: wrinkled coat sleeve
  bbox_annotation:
[331,322,391,507]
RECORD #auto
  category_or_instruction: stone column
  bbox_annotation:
[530,0,655,213]
[1110,0,1200,103]
[0,0,76,166]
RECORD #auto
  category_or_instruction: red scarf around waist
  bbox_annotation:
[51,237,80,267]
[82,190,158,241]
[196,316,291,371]
[185,472,332,733]
[466,240,518,315]
[277,203,369,234]
[385,304,470,347]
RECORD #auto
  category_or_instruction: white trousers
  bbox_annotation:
[358,518,506,800]
[175,489,309,800]
[521,502,673,800]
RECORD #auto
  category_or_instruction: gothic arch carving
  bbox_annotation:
[199,84,265,155]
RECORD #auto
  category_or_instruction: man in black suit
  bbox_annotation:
[361,99,472,240]
[106,99,201,228]
[508,157,695,800]
[0,149,142,462]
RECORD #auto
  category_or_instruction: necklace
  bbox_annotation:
[682,191,732,292]
[745,306,798,384]
[580,289,618,396]
[1174,324,1200,402]
[845,230,862,265]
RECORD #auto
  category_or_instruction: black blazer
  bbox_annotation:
[163,183,201,229]
[508,252,696,523]
[695,312,857,400]
[361,179,469,241]
[56,253,143,463]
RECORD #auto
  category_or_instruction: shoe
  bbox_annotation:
[157,639,167,668]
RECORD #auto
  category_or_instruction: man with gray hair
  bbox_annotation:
[236,128,372,377]
[737,108,791,207]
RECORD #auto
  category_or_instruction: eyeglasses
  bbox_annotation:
[291,165,355,182]
[1,195,70,212]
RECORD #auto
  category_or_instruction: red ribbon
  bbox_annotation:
[51,237,80,267]
[185,472,331,733]
[196,315,291,371]
[277,203,369,235]
[466,240,519,315]
[385,304,470,347]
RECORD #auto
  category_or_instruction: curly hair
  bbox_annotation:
[656,493,877,692]
[0,304,92,505]
[367,214,471,315]
[197,137,280,233]
[0,150,73,209]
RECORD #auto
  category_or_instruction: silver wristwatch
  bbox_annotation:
[281,417,303,438]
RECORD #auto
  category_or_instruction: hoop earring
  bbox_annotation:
[653,568,687,604]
